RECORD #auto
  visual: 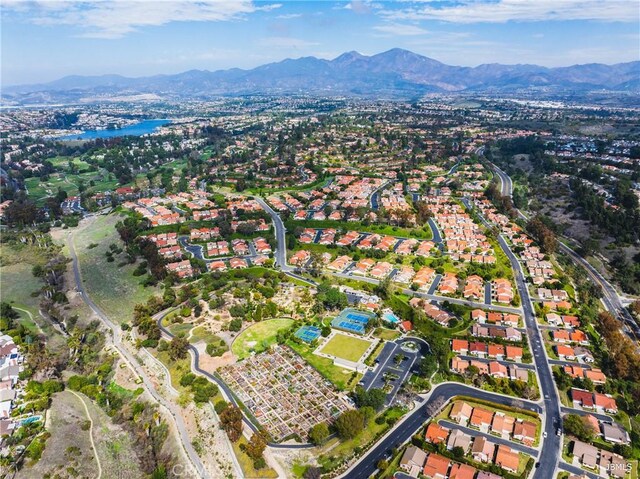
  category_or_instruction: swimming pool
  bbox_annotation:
[382,311,400,324]
[20,416,42,425]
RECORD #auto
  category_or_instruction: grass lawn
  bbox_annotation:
[318,333,373,362]
[288,340,360,391]
[365,341,386,367]
[231,318,294,360]
[152,349,192,393]
[189,326,221,344]
[232,436,278,479]
[72,213,160,321]
[0,243,60,335]
[167,322,194,337]
[318,407,406,471]
[374,328,401,341]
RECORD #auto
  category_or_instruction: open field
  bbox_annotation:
[71,214,160,322]
[232,436,278,479]
[231,318,294,359]
[17,390,142,479]
[25,170,119,203]
[318,333,372,362]
[288,340,360,391]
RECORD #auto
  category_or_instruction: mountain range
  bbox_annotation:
[3,49,639,105]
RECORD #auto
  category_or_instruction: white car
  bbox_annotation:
[543,432,548,438]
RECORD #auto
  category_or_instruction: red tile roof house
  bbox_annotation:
[451,339,469,355]
[450,402,473,426]
[425,423,449,445]
[469,341,488,357]
[208,260,227,272]
[400,320,413,333]
[469,407,493,433]
[556,345,576,360]
[253,237,272,254]
[289,250,310,266]
[487,344,505,360]
[229,257,248,269]
[491,412,515,438]
[423,453,451,479]
[594,393,618,414]
[166,260,193,278]
[571,388,595,410]
[495,445,520,473]
[370,261,393,280]
[505,346,523,362]
[513,420,537,446]
[327,255,351,271]
[489,361,508,378]
[448,463,476,479]
[471,309,487,323]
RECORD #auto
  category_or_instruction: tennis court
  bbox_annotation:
[346,312,371,323]
[331,308,375,335]
[333,320,366,335]
[295,325,321,343]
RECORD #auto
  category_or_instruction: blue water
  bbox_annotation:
[382,311,400,324]
[57,119,171,141]
[20,416,42,425]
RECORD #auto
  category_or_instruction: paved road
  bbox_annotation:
[496,232,562,479]
[66,233,211,479]
[465,187,562,479]
[254,196,291,272]
[370,181,391,210]
[437,419,538,456]
[341,382,542,479]
[558,460,601,479]
[154,309,315,450]
[489,161,639,342]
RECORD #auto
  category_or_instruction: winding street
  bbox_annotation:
[153,308,315,451]
[340,382,542,479]
[489,160,639,341]
[66,232,211,479]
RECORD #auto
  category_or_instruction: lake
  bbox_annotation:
[56,119,171,141]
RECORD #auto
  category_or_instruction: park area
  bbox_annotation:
[231,318,294,359]
[317,332,373,363]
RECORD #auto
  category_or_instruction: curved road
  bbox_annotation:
[66,233,211,479]
[154,308,315,450]
[489,161,639,341]
[341,382,542,479]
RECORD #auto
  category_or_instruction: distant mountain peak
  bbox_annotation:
[3,48,638,105]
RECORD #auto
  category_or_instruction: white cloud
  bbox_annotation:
[276,13,302,19]
[381,0,639,23]
[5,0,280,39]
[373,23,428,36]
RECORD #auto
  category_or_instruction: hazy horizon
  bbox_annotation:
[2,0,638,86]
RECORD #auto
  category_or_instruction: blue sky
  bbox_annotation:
[2,0,638,85]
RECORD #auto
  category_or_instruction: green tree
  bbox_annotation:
[334,409,365,440]
[563,414,596,442]
[220,405,243,442]
[308,422,330,445]
[168,336,189,361]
